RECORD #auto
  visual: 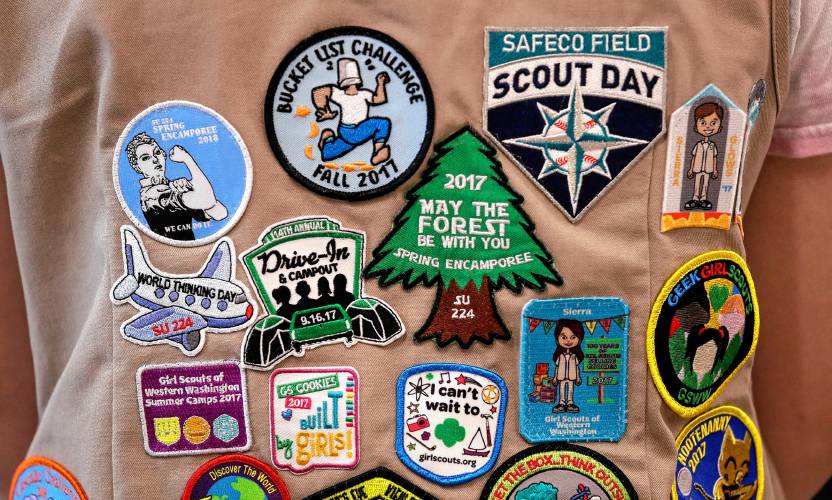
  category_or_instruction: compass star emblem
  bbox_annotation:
[505,83,646,214]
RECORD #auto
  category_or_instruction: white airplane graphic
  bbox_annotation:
[111,226,255,355]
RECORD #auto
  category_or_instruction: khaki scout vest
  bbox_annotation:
[0,0,791,497]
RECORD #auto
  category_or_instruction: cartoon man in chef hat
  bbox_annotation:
[311,58,392,165]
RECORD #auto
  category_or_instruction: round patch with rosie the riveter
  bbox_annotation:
[674,406,764,500]
[479,443,638,500]
[182,454,290,500]
[265,26,434,199]
[647,251,759,418]
[113,101,253,247]
[9,457,88,500]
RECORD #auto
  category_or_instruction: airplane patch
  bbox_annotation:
[239,216,404,370]
[484,28,666,222]
[111,226,256,356]
[136,360,251,456]
[113,101,253,246]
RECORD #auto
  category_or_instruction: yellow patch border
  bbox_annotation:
[672,405,765,500]
[646,250,760,417]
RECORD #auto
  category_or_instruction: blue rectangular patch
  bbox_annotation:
[520,297,629,442]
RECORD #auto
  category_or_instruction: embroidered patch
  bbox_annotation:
[111,226,256,355]
[182,454,291,500]
[365,126,562,348]
[396,363,508,485]
[479,443,638,500]
[135,360,250,456]
[484,28,667,222]
[304,467,438,500]
[735,79,768,234]
[674,406,764,500]
[10,457,87,500]
[661,85,748,231]
[269,367,359,473]
[520,298,629,442]
[240,217,403,369]
[113,100,252,246]
[647,251,759,417]
[265,26,434,200]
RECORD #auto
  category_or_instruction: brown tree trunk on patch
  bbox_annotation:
[415,277,510,348]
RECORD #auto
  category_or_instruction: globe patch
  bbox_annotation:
[484,28,666,222]
[182,454,290,500]
[647,251,760,417]
[479,443,638,500]
[396,363,508,485]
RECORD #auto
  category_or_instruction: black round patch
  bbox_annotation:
[480,442,638,499]
[265,26,434,200]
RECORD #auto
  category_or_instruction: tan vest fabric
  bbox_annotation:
[0,0,791,498]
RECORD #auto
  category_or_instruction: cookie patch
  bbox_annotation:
[136,360,250,456]
[365,126,562,348]
[485,28,667,222]
[647,251,759,417]
[479,443,638,500]
[113,100,252,246]
[239,217,403,369]
[111,226,256,356]
[304,467,438,500]
[270,367,359,473]
[10,457,87,500]
[661,85,747,231]
[520,298,629,442]
[674,406,764,500]
[265,26,434,199]
[182,454,291,500]
[396,363,508,485]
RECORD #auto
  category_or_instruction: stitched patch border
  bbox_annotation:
[264,26,434,200]
[111,226,257,356]
[520,297,630,443]
[112,100,253,247]
[395,363,508,485]
[303,467,439,500]
[239,216,404,369]
[269,366,360,473]
[660,85,747,232]
[479,442,638,500]
[647,250,760,418]
[484,27,667,223]
[9,456,88,500]
[364,126,562,349]
[135,360,252,457]
[673,406,764,500]
[182,454,291,500]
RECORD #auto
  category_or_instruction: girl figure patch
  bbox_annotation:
[113,101,252,246]
[520,298,629,443]
[661,84,747,232]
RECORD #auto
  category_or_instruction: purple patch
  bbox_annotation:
[136,360,251,457]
